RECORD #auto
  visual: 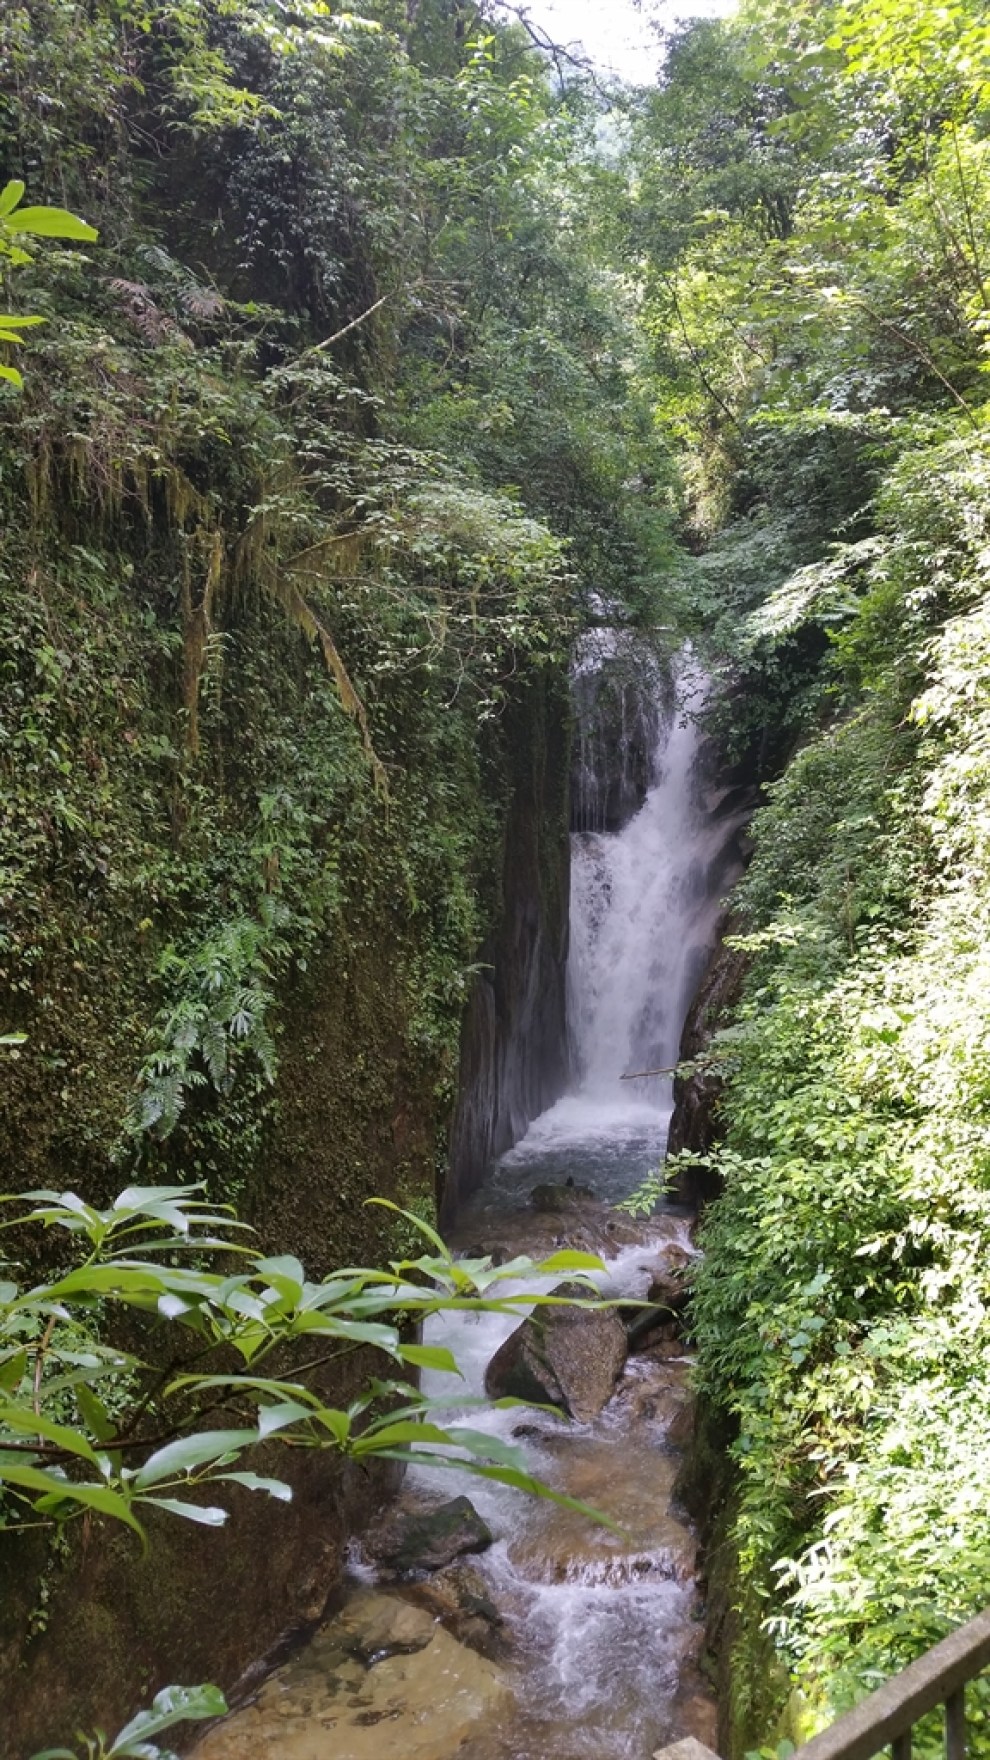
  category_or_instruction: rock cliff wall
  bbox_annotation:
[0,557,573,1749]
[444,674,572,1222]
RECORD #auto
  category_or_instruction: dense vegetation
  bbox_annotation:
[6,0,990,1751]
[629,0,990,1749]
[0,3,670,1747]
[0,0,672,1216]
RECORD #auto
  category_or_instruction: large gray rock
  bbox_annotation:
[484,1281,627,1422]
[370,1496,493,1575]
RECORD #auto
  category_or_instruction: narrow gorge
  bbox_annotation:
[5,0,990,1754]
[188,644,749,1759]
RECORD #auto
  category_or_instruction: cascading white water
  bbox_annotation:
[567,656,726,1113]
[392,650,745,1757]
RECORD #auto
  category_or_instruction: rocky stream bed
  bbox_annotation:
[194,1173,716,1760]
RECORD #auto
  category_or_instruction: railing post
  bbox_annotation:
[893,1732,911,1760]
[946,1688,966,1760]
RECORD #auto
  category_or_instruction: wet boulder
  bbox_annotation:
[399,1563,507,1659]
[484,1281,626,1423]
[647,1247,696,1319]
[530,1178,596,1212]
[370,1496,493,1575]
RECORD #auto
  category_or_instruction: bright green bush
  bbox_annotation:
[689,458,990,1744]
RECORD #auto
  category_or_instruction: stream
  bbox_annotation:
[195,655,742,1760]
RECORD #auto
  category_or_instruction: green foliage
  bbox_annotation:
[622,0,990,1743]
[614,1148,700,1217]
[132,916,279,1137]
[0,1183,608,1541]
[689,411,990,1748]
[0,179,98,386]
[30,1682,227,1760]
[0,0,656,1226]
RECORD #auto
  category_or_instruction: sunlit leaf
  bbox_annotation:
[5,206,98,241]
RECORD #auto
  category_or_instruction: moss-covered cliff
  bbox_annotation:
[0,9,606,1735]
[0,524,573,1749]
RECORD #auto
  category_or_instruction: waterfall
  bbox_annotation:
[466,644,749,1213]
[567,653,730,1115]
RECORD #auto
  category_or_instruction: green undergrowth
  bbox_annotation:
[0,516,518,1218]
[689,425,990,1753]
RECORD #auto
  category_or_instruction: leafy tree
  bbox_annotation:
[620,0,990,1746]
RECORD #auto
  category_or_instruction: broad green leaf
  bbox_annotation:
[350,1418,459,1454]
[287,1312,400,1348]
[0,1462,146,1539]
[0,1350,27,1392]
[37,1265,188,1301]
[0,364,23,387]
[215,1471,293,1500]
[158,1293,194,1318]
[536,1250,606,1274]
[163,1374,320,1410]
[132,1428,257,1487]
[6,206,98,241]
[254,1254,305,1297]
[311,1407,351,1444]
[139,1496,229,1526]
[109,1685,228,1754]
[0,1400,102,1463]
[397,1342,462,1374]
[76,1384,117,1445]
[112,1183,210,1209]
[0,181,25,217]
[256,1399,313,1439]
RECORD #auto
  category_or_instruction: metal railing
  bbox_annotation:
[656,1607,990,1760]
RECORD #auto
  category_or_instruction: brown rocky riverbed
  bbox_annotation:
[194,1183,715,1760]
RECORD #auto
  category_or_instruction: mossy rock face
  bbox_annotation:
[0,522,573,1748]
